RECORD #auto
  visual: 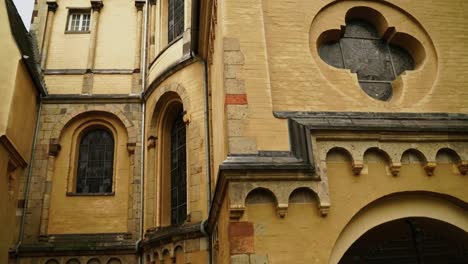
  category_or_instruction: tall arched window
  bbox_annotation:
[170,111,187,225]
[168,0,184,43]
[76,129,114,194]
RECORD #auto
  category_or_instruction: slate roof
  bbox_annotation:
[4,0,47,95]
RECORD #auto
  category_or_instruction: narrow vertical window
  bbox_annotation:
[170,111,187,225]
[168,0,184,43]
[76,129,114,194]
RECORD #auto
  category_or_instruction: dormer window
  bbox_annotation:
[67,10,91,32]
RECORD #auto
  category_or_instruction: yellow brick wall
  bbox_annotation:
[48,115,130,234]
[241,156,468,263]
[145,62,209,227]
[221,0,468,152]
[93,74,133,94]
[94,0,136,70]
[46,0,90,69]
[44,75,84,94]
[210,0,227,178]
[7,62,38,162]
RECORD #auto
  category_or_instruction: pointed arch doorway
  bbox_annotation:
[339,217,468,264]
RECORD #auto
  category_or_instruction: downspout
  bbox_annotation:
[137,0,148,262]
[201,58,213,264]
[17,93,43,260]
[190,0,213,262]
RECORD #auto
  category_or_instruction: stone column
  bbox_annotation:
[39,140,61,235]
[82,0,104,94]
[127,143,137,234]
[133,0,146,93]
[146,136,157,229]
[148,0,156,63]
[40,1,58,70]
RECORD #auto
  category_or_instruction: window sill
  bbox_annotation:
[150,34,184,68]
[65,31,91,34]
[66,192,115,197]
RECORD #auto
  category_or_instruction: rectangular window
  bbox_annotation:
[168,0,184,43]
[67,10,91,32]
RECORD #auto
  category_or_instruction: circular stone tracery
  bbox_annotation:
[319,18,416,101]
[310,2,437,105]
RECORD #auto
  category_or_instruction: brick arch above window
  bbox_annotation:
[51,106,136,141]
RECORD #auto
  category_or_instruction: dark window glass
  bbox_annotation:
[168,0,184,43]
[319,19,415,101]
[170,111,187,225]
[76,129,114,194]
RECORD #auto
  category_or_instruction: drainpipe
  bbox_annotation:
[201,59,213,264]
[16,93,43,261]
[137,0,149,263]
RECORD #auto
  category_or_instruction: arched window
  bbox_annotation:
[76,129,114,194]
[168,0,184,43]
[170,111,187,225]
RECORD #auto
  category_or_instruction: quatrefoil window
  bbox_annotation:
[318,16,417,101]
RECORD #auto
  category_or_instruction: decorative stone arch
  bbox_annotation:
[106,257,122,264]
[148,83,191,135]
[146,84,192,230]
[51,105,137,141]
[231,180,330,220]
[328,191,468,264]
[40,109,138,235]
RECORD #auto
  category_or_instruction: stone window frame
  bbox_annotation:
[167,0,184,43]
[66,120,118,196]
[148,92,190,227]
[169,110,187,225]
[65,8,91,34]
[151,0,186,57]
[318,16,416,101]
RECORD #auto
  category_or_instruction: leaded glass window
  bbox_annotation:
[319,19,415,101]
[76,129,114,194]
[168,0,184,43]
[170,111,187,225]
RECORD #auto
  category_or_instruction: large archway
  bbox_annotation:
[339,217,468,264]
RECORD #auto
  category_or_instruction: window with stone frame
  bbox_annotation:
[168,0,184,43]
[76,129,114,194]
[318,19,415,101]
[170,110,187,225]
[66,9,91,32]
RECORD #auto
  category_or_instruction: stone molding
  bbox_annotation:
[46,1,58,12]
[0,135,27,169]
[207,111,468,233]
[90,0,104,11]
[15,233,135,257]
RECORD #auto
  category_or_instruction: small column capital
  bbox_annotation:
[135,0,146,10]
[127,142,137,155]
[46,1,58,12]
[91,0,104,11]
[149,0,157,5]
[147,136,157,149]
[48,139,61,156]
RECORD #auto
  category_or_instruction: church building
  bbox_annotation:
[1,0,467,263]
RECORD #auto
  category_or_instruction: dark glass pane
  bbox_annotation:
[170,111,187,225]
[319,42,344,69]
[76,129,114,194]
[341,38,394,81]
[359,82,392,101]
[318,19,416,101]
[389,45,415,76]
[344,19,379,39]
